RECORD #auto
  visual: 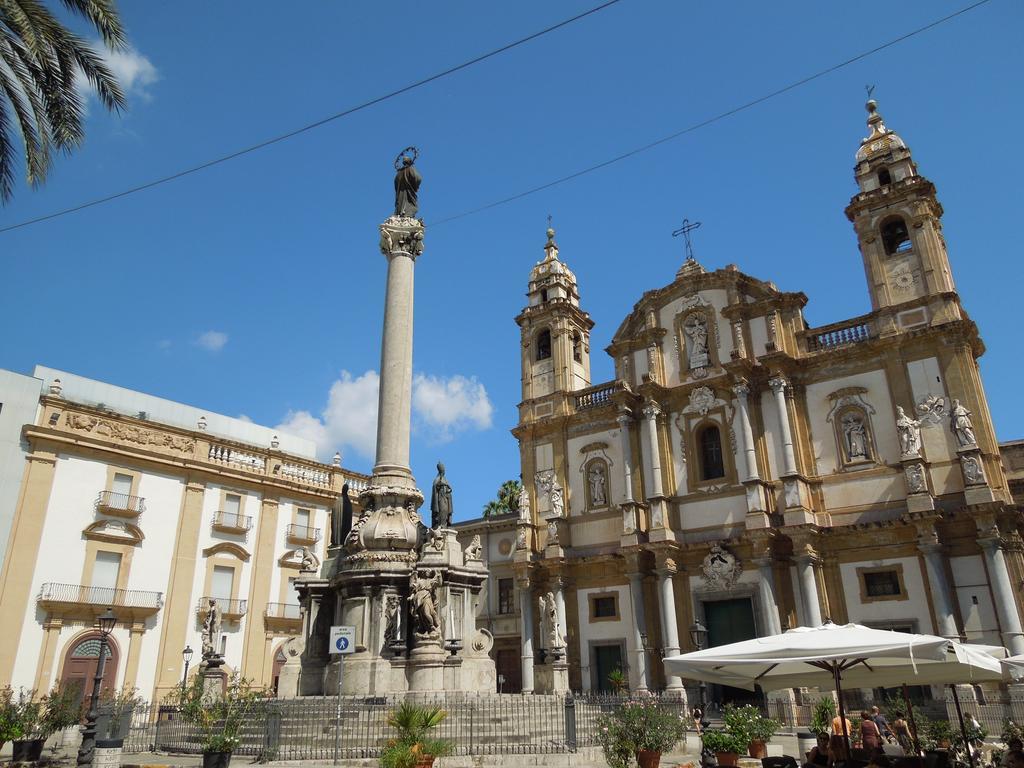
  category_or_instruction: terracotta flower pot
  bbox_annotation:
[749,739,768,758]
[637,748,662,768]
[414,755,435,768]
[716,750,740,766]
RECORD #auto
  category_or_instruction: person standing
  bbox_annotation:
[871,706,893,742]
[861,710,883,752]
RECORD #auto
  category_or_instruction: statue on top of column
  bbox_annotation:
[393,147,422,218]
[430,461,453,529]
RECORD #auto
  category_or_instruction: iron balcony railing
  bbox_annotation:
[212,511,253,532]
[265,603,302,620]
[38,582,163,609]
[285,523,321,544]
[95,490,146,517]
[197,596,248,617]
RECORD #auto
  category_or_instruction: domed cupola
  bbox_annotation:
[854,99,916,194]
[528,227,581,309]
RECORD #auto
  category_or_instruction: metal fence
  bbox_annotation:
[121,693,689,760]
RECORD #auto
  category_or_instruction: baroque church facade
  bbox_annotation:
[503,100,1023,698]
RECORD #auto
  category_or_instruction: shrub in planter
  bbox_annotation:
[379,702,454,768]
[722,704,779,757]
[702,729,747,766]
[98,687,144,740]
[809,698,837,737]
[167,674,268,767]
[606,668,629,694]
[596,697,686,768]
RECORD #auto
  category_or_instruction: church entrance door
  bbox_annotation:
[59,633,119,712]
[703,597,763,711]
[495,648,521,693]
[591,642,625,692]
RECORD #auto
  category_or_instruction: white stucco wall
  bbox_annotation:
[839,556,932,631]
[576,584,632,691]
[950,555,1001,647]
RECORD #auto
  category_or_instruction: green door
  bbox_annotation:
[703,598,762,708]
[592,643,625,692]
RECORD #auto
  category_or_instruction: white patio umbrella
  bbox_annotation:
[663,623,1002,757]
[1002,653,1024,680]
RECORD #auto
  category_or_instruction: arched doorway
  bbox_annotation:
[272,646,287,696]
[59,633,119,711]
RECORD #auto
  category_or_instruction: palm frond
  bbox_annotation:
[58,0,125,50]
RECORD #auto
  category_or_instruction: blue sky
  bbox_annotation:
[1,0,1021,522]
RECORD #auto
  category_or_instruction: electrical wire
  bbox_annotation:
[0,0,625,235]
[428,0,993,226]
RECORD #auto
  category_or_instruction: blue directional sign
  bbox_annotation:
[329,625,356,655]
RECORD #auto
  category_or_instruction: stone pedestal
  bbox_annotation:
[901,456,935,512]
[782,475,815,525]
[408,642,446,692]
[199,658,224,702]
[958,446,994,504]
[534,660,570,693]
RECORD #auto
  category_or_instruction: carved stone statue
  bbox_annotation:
[394,152,422,218]
[382,594,401,646]
[905,463,927,494]
[547,519,559,545]
[538,592,565,651]
[896,406,922,456]
[430,462,453,529]
[516,526,528,549]
[950,400,977,448]
[202,599,222,658]
[962,455,985,485]
[464,534,483,561]
[518,481,531,522]
[299,546,318,573]
[683,313,710,370]
[409,569,442,637]
[549,481,564,519]
[588,463,607,506]
[841,412,869,460]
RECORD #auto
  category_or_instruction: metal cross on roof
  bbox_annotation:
[672,218,702,262]
[865,84,875,100]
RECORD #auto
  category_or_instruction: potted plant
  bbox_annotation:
[607,668,628,694]
[0,686,20,755]
[98,687,144,742]
[9,688,45,762]
[170,674,266,768]
[924,717,955,750]
[722,704,779,758]
[596,697,686,768]
[702,728,746,767]
[809,697,837,738]
[380,701,454,768]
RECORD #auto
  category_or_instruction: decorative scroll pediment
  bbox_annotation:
[82,519,144,546]
[202,542,251,562]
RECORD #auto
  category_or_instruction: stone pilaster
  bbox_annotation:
[518,574,535,694]
[733,381,768,520]
[655,554,684,696]
[978,521,1024,656]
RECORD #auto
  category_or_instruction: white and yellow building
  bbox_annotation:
[0,366,366,703]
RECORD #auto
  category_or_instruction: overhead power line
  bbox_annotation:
[429,0,993,226]
[0,0,625,235]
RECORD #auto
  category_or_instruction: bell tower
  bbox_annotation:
[845,99,959,328]
[516,226,594,403]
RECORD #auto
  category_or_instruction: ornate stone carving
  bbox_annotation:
[950,400,978,448]
[768,376,788,395]
[961,454,986,485]
[688,386,717,416]
[516,525,528,550]
[202,599,222,659]
[379,215,425,257]
[915,394,946,426]
[896,406,923,457]
[464,534,483,561]
[409,569,442,638]
[65,412,196,454]
[784,478,801,508]
[646,344,660,384]
[549,481,565,519]
[642,399,662,421]
[702,543,742,590]
[841,411,870,460]
[426,527,445,553]
[518,483,531,522]
[471,628,494,654]
[587,462,607,507]
[299,547,319,573]
[547,518,559,545]
[905,463,927,494]
[538,592,566,650]
[382,594,401,646]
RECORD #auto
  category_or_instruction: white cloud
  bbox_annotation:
[412,373,493,441]
[277,370,493,460]
[76,44,159,107]
[195,330,228,352]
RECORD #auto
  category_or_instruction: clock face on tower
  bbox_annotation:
[886,256,923,299]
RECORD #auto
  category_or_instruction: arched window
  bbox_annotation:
[877,168,892,187]
[572,331,583,363]
[536,329,552,361]
[540,289,548,303]
[698,425,725,480]
[881,217,912,255]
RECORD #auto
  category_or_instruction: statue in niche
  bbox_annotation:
[430,461,453,528]
[382,594,401,645]
[683,313,710,370]
[409,569,442,637]
[518,479,530,522]
[841,412,869,460]
[549,481,565,519]
[588,462,607,506]
[464,534,483,561]
[202,599,222,659]
[516,525,528,549]
[393,149,422,218]
[538,592,565,651]
[896,406,922,456]
[950,400,978,448]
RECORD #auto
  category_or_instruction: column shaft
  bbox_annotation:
[628,573,649,691]
[770,379,798,476]
[733,386,759,481]
[982,541,1024,656]
[657,569,683,691]
[520,583,535,693]
[797,557,823,627]
[643,405,664,498]
[374,252,416,480]
[617,414,635,504]
[756,560,783,636]
[920,544,959,639]
[553,582,567,640]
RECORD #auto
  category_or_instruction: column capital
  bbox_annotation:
[616,408,634,427]
[654,552,679,575]
[642,399,662,421]
[768,376,788,394]
[732,380,750,399]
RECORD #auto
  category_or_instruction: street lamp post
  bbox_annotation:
[689,620,713,768]
[181,646,193,692]
[76,608,117,768]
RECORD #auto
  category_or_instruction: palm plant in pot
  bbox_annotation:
[170,674,266,768]
[380,701,454,768]
[597,698,687,768]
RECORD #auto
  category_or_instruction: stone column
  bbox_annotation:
[754,557,783,636]
[769,376,797,476]
[656,559,684,693]
[918,540,960,639]
[732,382,759,481]
[617,410,635,504]
[796,553,824,627]
[642,400,665,498]
[627,572,650,692]
[519,577,535,693]
[552,577,567,641]
[979,528,1024,656]
[373,223,422,485]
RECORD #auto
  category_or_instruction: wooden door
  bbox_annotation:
[60,634,118,711]
[495,648,521,693]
